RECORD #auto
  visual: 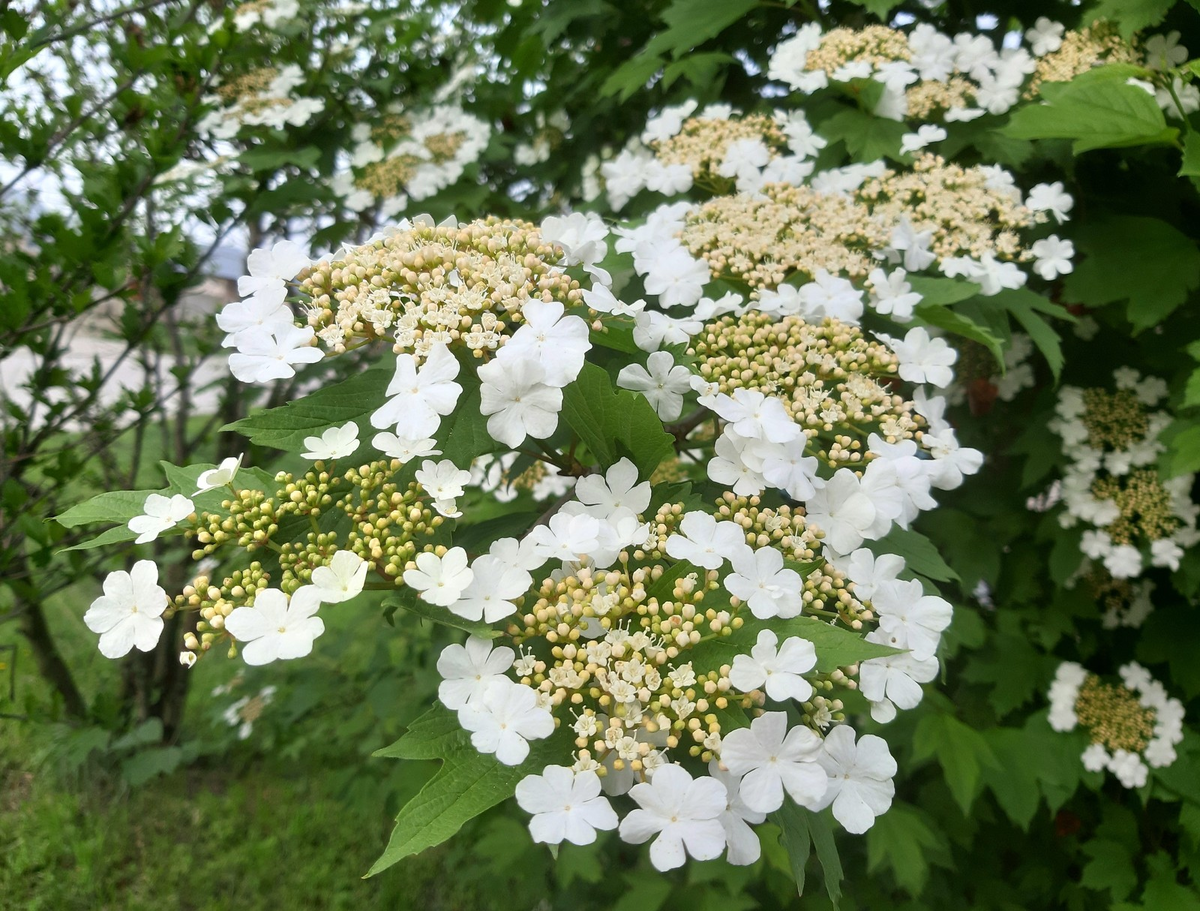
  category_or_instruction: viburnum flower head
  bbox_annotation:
[458,678,555,765]
[436,636,516,709]
[309,550,368,603]
[616,351,694,422]
[730,629,818,702]
[666,511,749,570]
[515,766,619,846]
[371,343,463,439]
[500,300,591,387]
[404,547,474,607]
[84,561,169,659]
[224,586,325,666]
[195,455,242,492]
[719,711,827,814]
[724,546,805,619]
[228,324,324,383]
[477,357,563,448]
[300,421,359,461]
[811,725,897,834]
[618,763,728,871]
[128,493,194,544]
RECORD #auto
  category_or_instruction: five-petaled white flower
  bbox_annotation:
[803,468,877,555]
[478,357,563,448]
[618,763,728,871]
[729,629,817,702]
[616,351,694,422]
[224,586,326,666]
[515,766,619,845]
[301,421,360,461]
[574,458,651,518]
[666,511,747,570]
[724,547,804,619]
[84,561,169,659]
[501,300,592,387]
[128,493,194,544]
[707,759,766,866]
[437,636,516,709]
[450,555,531,623]
[237,239,311,302]
[310,550,368,603]
[370,343,463,438]
[228,324,323,384]
[195,456,242,492]
[458,678,555,765]
[719,711,828,814]
[403,548,474,607]
[811,725,897,834]
[886,327,958,388]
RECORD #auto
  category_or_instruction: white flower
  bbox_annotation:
[887,218,936,272]
[225,586,325,666]
[642,244,711,308]
[707,760,766,865]
[128,493,194,544]
[900,125,947,155]
[84,561,169,659]
[618,763,728,871]
[450,555,531,623]
[1145,31,1188,70]
[710,388,801,444]
[859,630,939,715]
[1031,235,1074,280]
[1026,182,1073,223]
[887,327,957,388]
[719,711,827,814]
[301,421,359,461]
[575,458,651,518]
[867,268,922,321]
[873,579,953,661]
[478,357,562,448]
[237,240,310,301]
[415,459,472,517]
[803,469,877,556]
[666,512,747,570]
[228,325,324,383]
[1104,544,1142,579]
[617,351,694,422]
[437,636,516,709]
[1151,538,1184,572]
[216,297,294,344]
[811,726,896,834]
[371,434,440,463]
[540,212,608,270]
[1026,17,1065,56]
[724,547,804,619]
[179,650,197,668]
[196,456,242,492]
[371,343,463,438]
[310,550,368,603]
[838,548,904,603]
[501,300,592,387]
[458,679,555,765]
[516,766,619,845]
[730,629,817,702]
[403,548,475,607]
[527,512,603,564]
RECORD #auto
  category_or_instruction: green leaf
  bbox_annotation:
[225,367,391,453]
[238,145,321,171]
[561,362,675,477]
[1004,77,1177,153]
[655,0,759,61]
[367,730,565,875]
[1081,838,1139,900]
[770,800,811,896]
[850,0,899,19]
[1064,216,1200,332]
[982,728,1043,829]
[1089,0,1172,36]
[914,301,1004,367]
[805,810,844,906]
[1180,130,1200,178]
[988,288,1068,380]
[866,527,959,583]
[906,276,982,307]
[820,108,907,162]
[912,713,999,814]
[56,489,158,530]
[375,705,469,760]
[866,803,945,896]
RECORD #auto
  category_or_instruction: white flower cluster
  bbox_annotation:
[1049,661,1185,789]
[197,63,325,139]
[1049,368,1198,580]
[333,103,491,218]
